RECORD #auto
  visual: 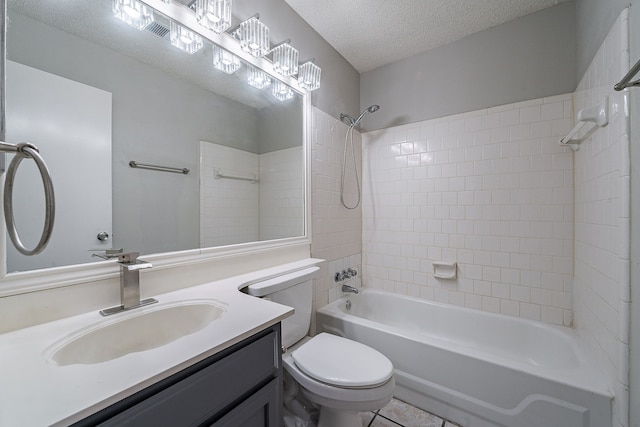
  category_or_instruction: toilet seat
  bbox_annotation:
[291,333,393,388]
[283,350,395,410]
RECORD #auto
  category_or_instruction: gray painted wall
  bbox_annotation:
[234,0,360,122]
[360,2,577,132]
[257,98,303,154]
[576,0,629,79]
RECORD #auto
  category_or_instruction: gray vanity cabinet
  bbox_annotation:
[74,324,282,427]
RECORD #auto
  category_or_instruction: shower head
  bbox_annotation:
[340,105,380,127]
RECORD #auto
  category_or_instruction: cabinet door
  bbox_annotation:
[91,328,279,427]
[210,379,280,427]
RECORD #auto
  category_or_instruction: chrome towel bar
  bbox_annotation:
[129,160,190,175]
[214,168,258,183]
[0,141,55,255]
[614,57,640,90]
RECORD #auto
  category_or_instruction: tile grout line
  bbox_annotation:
[375,412,405,426]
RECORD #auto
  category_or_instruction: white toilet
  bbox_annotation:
[247,266,395,427]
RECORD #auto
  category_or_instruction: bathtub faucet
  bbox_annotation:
[342,284,359,294]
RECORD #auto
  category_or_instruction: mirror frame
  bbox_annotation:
[0,0,312,297]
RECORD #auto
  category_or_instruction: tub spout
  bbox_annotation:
[342,284,359,294]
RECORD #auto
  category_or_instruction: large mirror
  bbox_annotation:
[4,0,306,273]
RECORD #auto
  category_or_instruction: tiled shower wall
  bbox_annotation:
[200,142,259,247]
[573,9,630,427]
[200,142,303,247]
[259,146,304,241]
[310,108,363,317]
[362,95,575,326]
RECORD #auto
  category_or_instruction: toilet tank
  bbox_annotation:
[246,267,319,348]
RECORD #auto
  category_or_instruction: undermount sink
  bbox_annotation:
[49,300,226,366]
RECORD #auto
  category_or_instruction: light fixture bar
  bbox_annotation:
[138,1,307,93]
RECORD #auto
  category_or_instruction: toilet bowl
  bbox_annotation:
[246,266,395,427]
[284,333,395,426]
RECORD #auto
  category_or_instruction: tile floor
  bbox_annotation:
[359,398,461,427]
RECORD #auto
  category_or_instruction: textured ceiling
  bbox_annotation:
[284,0,571,72]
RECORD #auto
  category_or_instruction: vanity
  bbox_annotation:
[77,325,282,426]
[0,260,331,426]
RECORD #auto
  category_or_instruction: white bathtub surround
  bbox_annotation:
[199,142,304,247]
[573,9,631,427]
[310,108,363,316]
[259,147,305,241]
[362,94,574,326]
[318,290,613,427]
[200,142,259,247]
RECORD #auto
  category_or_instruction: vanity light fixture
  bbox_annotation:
[247,65,272,89]
[272,80,294,101]
[212,45,241,74]
[114,1,322,94]
[271,41,299,77]
[112,0,154,30]
[236,16,270,58]
[196,0,232,33]
[170,20,204,54]
[297,60,321,91]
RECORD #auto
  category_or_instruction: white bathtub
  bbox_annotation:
[316,289,613,427]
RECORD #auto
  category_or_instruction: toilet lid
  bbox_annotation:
[291,333,393,388]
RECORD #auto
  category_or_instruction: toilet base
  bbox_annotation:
[317,407,362,427]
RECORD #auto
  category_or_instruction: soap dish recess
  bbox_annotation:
[433,261,457,279]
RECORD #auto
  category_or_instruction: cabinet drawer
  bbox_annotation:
[93,327,280,426]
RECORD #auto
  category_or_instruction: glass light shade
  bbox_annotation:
[247,65,272,89]
[170,21,204,54]
[272,43,299,77]
[272,81,294,101]
[212,45,241,74]
[112,0,154,30]
[237,17,270,58]
[298,61,321,91]
[196,0,232,33]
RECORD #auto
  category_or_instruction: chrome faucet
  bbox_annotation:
[100,252,156,316]
[342,284,359,294]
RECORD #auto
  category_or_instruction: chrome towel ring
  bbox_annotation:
[0,141,55,255]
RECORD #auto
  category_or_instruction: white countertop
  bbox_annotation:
[0,260,320,426]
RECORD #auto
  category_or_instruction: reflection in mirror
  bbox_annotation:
[5,0,305,273]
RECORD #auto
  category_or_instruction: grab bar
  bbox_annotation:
[129,160,190,175]
[214,168,258,183]
[614,58,640,91]
[0,141,56,255]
